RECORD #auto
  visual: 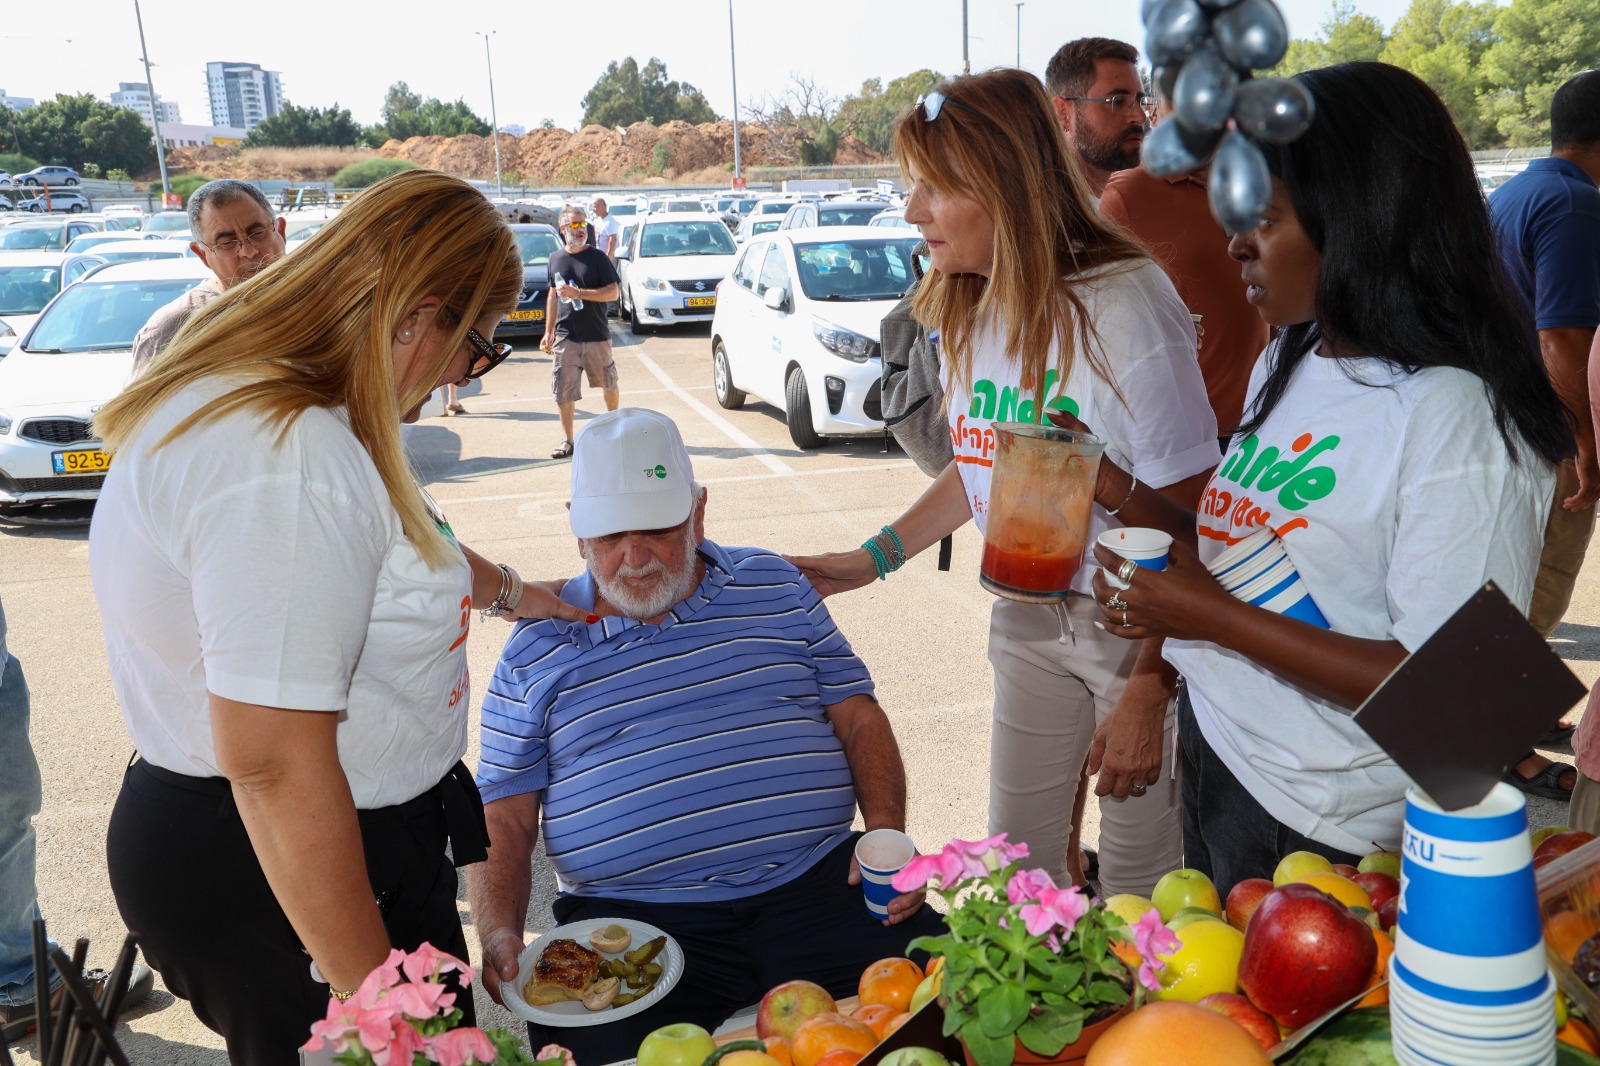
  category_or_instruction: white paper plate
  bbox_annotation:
[506,918,684,1027]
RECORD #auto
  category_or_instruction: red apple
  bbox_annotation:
[1534,831,1598,870]
[756,980,836,1043]
[1197,992,1279,1050]
[1351,871,1399,912]
[1377,897,1399,932]
[1225,878,1274,930]
[1331,864,1360,879]
[1238,883,1378,1029]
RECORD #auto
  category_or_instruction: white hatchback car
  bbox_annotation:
[0,253,110,355]
[0,258,212,513]
[710,226,923,449]
[617,216,738,334]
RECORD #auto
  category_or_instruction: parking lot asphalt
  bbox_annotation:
[2,318,1591,1061]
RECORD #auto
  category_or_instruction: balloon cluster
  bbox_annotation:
[1140,0,1314,232]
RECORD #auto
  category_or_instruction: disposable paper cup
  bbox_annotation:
[1205,526,1330,628]
[1097,527,1172,589]
[1390,1004,1555,1066]
[855,829,915,920]
[1390,961,1554,1028]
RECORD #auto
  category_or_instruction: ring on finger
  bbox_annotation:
[1121,608,1131,628]
[1116,558,1140,585]
[1106,593,1129,612]
[1131,783,1148,794]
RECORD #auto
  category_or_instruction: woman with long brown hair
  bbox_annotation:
[793,69,1218,897]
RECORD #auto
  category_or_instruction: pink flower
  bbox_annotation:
[1018,886,1089,936]
[950,834,1030,872]
[403,942,474,987]
[1006,867,1057,906]
[1128,909,1180,993]
[302,1001,394,1054]
[425,1026,498,1066]
[369,1020,427,1066]
[350,948,410,1009]
[385,976,453,1021]
[892,850,965,892]
[536,1044,578,1066]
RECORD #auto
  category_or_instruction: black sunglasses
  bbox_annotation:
[916,90,1000,128]
[463,326,513,379]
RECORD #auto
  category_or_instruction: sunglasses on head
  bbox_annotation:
[916,90,1000,128]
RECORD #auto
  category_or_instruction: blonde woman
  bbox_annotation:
[90,171,574,1062]
[792,70,1218,897]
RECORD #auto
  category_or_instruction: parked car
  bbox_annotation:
[735,214,784,244]
[617,216,738,334]
[0,253,109,355]
[141,211,192,238]
[65,233,149,254]
[868,209,915,230]
[16,166,80,187]
[0,219,103,252]
[778,201,887,230]
[17,191,91,214]
[0,172,12,187]
[709,227,922,448]
[499,223,563,339]
[0,258,212,513]
[652,198,713,215]
[82,246,188,270]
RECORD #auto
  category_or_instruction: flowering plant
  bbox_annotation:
[893,835,1177,1066]
[302,943,576,1066]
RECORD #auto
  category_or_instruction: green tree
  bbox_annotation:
[242,102,364,148]
[835,69,944,154]
[1271,1,1389,74]
[5,94,154,174]
[580,58,718,128]
[331,157,419,188]
[165,173,212,203]
[1382,0,1501,147]
[364,82,491,144]
[1479,0,1600,146]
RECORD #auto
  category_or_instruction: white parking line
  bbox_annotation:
[447,385,712,410]
[628,348,794,476]
[435,461,915,506]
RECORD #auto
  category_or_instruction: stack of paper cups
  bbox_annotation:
[1389,783,1556,1065]
[1205,527,1330,628]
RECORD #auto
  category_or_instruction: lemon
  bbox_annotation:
[1154,919,1246,1003]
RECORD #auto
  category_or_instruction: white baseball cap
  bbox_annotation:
[569,408,695,538]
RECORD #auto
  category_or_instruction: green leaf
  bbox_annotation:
[1085,979,1130,1005]
[977,982,1029,1039]
[1017,1007,1085,1057]
[960,1018,1015,1066]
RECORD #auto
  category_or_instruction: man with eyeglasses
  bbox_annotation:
[131,179,286,373]
[1045,37,1150,201]
[542,206,621,460]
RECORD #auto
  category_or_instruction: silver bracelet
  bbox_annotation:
[479,563,524,619]
[1105,476,1139,517]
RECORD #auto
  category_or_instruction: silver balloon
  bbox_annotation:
[1153,64,1181,102]
[1197,0,1245,6]
[1209,129,1272,233]
[1172,44,1237,134]
[1142,0,1164,24]
[1214,0,1289,71]
[1141,116,1223,178]
[1233,77,1315,143]
[1146,0,1211,66]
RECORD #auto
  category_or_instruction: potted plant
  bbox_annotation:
[302,942,576,1066]
[892,835,1177,1066]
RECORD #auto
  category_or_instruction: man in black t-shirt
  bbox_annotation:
[542,206,622,459]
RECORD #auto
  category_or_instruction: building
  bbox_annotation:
[0,89,35,111]
[499,124,527,138]
[205,62,283,130]
[157,123,248,149]
[110,82,181,128]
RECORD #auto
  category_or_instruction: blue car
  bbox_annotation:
[500,224,562,340]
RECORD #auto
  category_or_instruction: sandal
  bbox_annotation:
[1540,721,1577,746]
[1503,753,1575,801]
[551,440,574,459]
[448,402,467,415]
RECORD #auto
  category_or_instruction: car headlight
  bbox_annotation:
[812,318,877,363]
[0,410,11,435]
[641,276,670,292]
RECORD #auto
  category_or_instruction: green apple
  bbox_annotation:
[1102,893,1158,927]
[908,969,943,1014]
[637,1024,717,1066]
[879,1049,954,1066]
[1169,906,1226,930]
[1273,850,1334,886]
[1151,868,1222,922]
[1356,851,1402,879]
[1533,825,1573,851]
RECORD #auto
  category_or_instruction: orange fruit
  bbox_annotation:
[812,1052,864,1066]
[1294,872,1372,911]
[858,957,924,1012]
[791,1013,879,1066]
[1545,908,1597,963]
[1559,1016,1600,1054]
[762,1038,792,1066]
[851,1003,897,1039]
[885,1012,912,1036]
[1354,926,1393,1008]
[1086,1001,1273,1065]
[721,1053,785,1066]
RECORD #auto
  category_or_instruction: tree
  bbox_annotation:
[365,81,491,144]
[579,58,718,128]
[242,103,363,148]
[3,94,153,174]
[1382,0,1501,147]
[835,69,944,154]
[1270,1,1388,75]
[331,158,419,188]
[1479,0,1600,146]
[746,74,850,164]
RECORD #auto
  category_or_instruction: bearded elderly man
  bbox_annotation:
[469,408,942,1063]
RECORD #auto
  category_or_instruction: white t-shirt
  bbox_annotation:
[593,213,620,255]
[945,258,1220,596]
[1165,347,1555,854]
[89,377,473,809]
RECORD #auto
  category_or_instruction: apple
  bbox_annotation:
[756,980,837,1043]
[1331,864,1360,879]
[878,1050,953,1066]
[1534,831,1598,870]
[1102,893,1158,927]
[1533,825,1573,850]
[1377,897,1399,932]
[1272,850,1334,887]
[1351,871,1399,912]
[1238,883,1378,1029]
[637,1024,717,1066]
[908,969,942,1014]
[1350,906,1383,931]
[1152,868,1222,922]
[1225,878,1274,930]
[1357,851,1401,879]
[1197,992,1279,1050]
[1169,906,1226,930]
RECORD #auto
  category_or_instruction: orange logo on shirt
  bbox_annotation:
[1200,431,1339,543]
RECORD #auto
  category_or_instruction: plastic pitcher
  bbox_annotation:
[979,423,1105,603]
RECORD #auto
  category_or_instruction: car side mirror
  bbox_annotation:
[763,286,789,312]
[616,247,630,261]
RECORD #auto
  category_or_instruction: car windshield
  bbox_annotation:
[0,266,62,314]
[25,277,204,352]
[793,238,924,302]
[66,235,133,252]
[638,222,736,257]
[0,228,64,251]
[663,202,704,213]
[608,203,638,216]
[515,230,561,266]
[144,214,190,233]
[94,248,183,265]
[283,218,329,241]
[818,205,884,227]
[752,220,782,235]
[758,202,793,215]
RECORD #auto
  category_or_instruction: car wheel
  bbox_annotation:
[65,178,78,186]
[784,367,825,450]
[713,340,746,410]
[22,177,37,186]
[68,204,83,213]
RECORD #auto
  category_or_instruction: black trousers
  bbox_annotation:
[1178,686,1363,897]
[526,833,947,1065]
[106,758,476,1066]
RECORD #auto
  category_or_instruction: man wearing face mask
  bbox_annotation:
[1045,38,1151,203]
[542,206,622,459]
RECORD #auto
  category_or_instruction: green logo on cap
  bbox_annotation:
[653,464,667,478]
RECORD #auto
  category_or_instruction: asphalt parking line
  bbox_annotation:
[441,385,712,411]
[435,461,917,507]
[627,348,794,476]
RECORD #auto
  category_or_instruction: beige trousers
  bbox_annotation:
[1529,461,1596,637]
[986,595,1184,897]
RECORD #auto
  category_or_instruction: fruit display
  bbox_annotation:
[1238,883,1379,1029]
[1083,1000,1272,1064]
[757,981,839,1044]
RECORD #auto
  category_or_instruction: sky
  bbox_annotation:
[1,0,1416,134]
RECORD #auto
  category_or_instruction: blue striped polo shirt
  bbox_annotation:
[476,541,874,902]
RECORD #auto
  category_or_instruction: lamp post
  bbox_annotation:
[132,0,170,204]
[962,0,970,74]
[1015,3,1024,67]
[728,0,742,189]
[475,31,503,197]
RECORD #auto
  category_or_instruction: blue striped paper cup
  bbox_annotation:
[856,829,915,920]
[1206,527,1330,628]
[1097,527,1172,589]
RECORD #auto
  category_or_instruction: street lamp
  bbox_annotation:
[962,0,970,75]
[728,0,742,189]
[475,31,503,197]
[131,0,170,204]
[1015,3,1024,68]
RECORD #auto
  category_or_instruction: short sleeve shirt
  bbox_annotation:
[1489,158,1600,331]
[130,280,223,375]
[549,246,619,343]
[593,214,621,255]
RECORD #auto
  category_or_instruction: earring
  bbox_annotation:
[400,329,413,341]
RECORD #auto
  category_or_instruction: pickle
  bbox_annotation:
[612,991,640,1007]
[624,935,667,966]
[641,962,663,979]
[615,959,638,980]
[627,968,649,989]
[597,960,621,980]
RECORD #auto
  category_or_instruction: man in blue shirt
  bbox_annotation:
[468,409,940,1063]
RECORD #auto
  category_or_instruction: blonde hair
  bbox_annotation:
[892,69,1148,407]
[94,170,522,568]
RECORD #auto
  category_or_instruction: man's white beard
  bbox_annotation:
[582,522,701,619]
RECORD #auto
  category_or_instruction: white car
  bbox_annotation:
[65,232,149,254]
[617,216,738,334]
[735,215,784,244]
[0,219,104,253]
[141,211,192,239]
[868,209,916,230]
[709,226,923,449]
[0,258,212,513]
[17,191,90,214]
[0,253,109,355]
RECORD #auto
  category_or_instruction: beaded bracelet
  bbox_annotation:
[879,525,906,569]
[1106,476,1140,517]
[863,537,892,580]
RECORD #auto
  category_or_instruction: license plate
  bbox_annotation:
[52,449,110,474]
[506,309,544,321]
[684,296,716,308]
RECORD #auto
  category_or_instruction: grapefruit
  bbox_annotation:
[1086,1001,1273,1065]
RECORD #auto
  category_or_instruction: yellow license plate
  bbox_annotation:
[506,309,545,321]
[685,296,716,308]
[52,449,110,474]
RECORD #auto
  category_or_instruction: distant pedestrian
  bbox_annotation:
[1045,38,1152,202]
[542,205,621,459]
[591,197,620,257]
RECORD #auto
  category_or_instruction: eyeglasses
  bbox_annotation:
[916,90,1000,128]
[1062,93,1155,116]
[202,225,276,254]
[463,325,512,379]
